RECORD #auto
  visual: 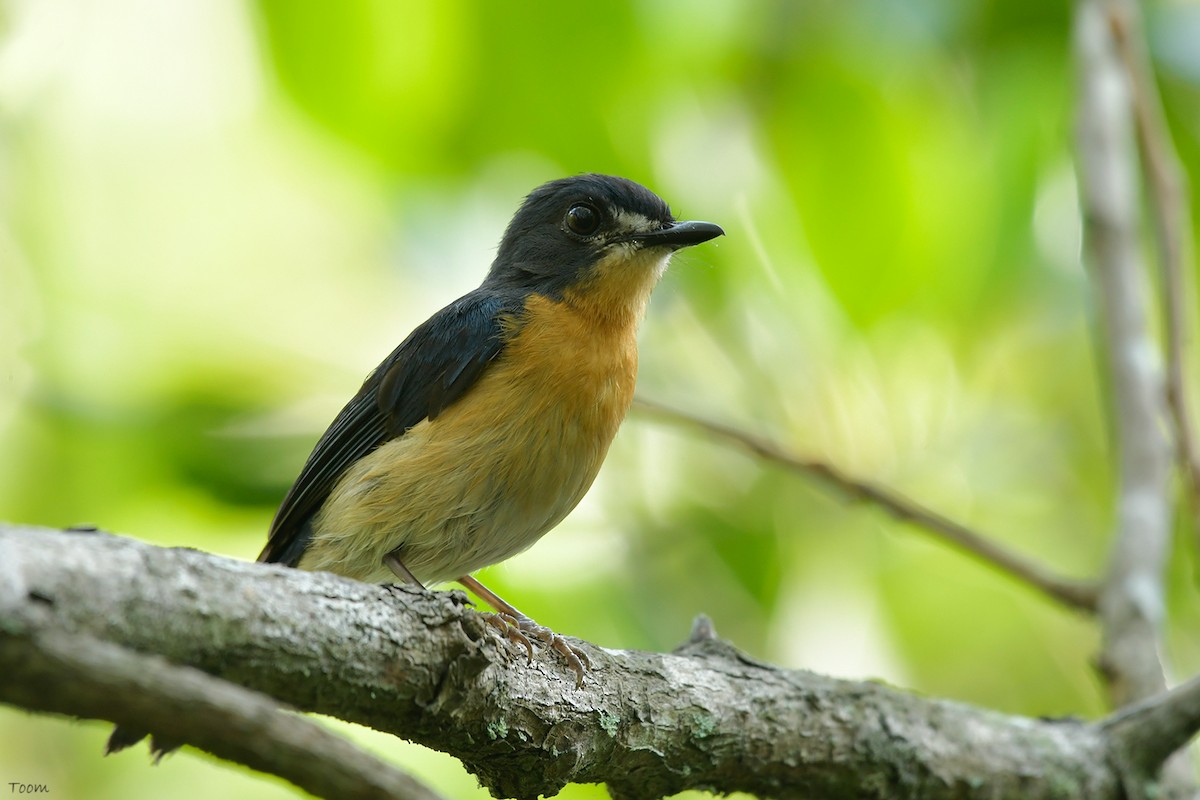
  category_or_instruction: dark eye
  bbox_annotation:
[565,203,601,236]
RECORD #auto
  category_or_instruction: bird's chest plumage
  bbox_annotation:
[304,292,640,584]
[443,294,640,542]
[493,293,639,467]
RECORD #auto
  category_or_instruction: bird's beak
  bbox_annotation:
[630,220,725,249]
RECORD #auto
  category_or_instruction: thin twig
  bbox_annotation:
[632,397,1099,612]
[0,628,446,800]
[1108,4,1200,552]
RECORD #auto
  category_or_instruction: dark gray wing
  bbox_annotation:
[259,288,521,565]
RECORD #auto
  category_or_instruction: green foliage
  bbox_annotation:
[2,0,1199,798]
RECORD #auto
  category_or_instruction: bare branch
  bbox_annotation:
[632,397,1099,611]
[1,523,1175,799]
[0,628,445,800]
[1073,0,1174,709]
[1103,672,1200,778]
[1107,2,1200,550]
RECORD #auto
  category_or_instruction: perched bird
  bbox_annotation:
[107,177,721,765]
[259,174,722,680]
[107,174,720,755]
[109,174,719,756]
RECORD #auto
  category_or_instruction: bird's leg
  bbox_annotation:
[383,551,426,588]
[457,574,589,687]
[465,579,536,662]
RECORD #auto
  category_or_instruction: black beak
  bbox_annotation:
[630,220,725,249]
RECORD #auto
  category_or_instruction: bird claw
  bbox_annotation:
[480,612,534,661]
[480,611,589,687]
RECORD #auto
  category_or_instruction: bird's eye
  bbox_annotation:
[565,203,601,236]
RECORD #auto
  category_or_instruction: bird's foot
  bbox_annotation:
[480,611,590,688]
[457,574,590,687]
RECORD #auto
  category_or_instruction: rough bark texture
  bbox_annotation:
[2,628,443,800]
[2,524,1185,799]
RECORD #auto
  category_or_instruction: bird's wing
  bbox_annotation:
[259,289,520,565]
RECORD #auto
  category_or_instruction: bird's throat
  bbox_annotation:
[561,246,671,333]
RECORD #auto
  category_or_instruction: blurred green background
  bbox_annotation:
[3,0,1200,797]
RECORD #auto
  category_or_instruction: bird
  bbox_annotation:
[108,175,723,760]
[107,174,720,756]
[257,174,723,683]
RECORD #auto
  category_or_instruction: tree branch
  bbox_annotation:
[0,628,445,800]
[1071,3,1195,796]
[3,523,1192,799]
[1073,0,1174,710]
[1107,1,1200,552]
[632,397,1099,612]
[1103,672,1200,778]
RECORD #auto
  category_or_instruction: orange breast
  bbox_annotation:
[300,290,644,585]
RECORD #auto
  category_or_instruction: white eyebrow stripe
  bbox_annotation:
[611,209,657,233]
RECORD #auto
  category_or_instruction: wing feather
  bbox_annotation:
[258,289,520,565]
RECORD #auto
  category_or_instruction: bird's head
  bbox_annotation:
[486,174,724,324]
